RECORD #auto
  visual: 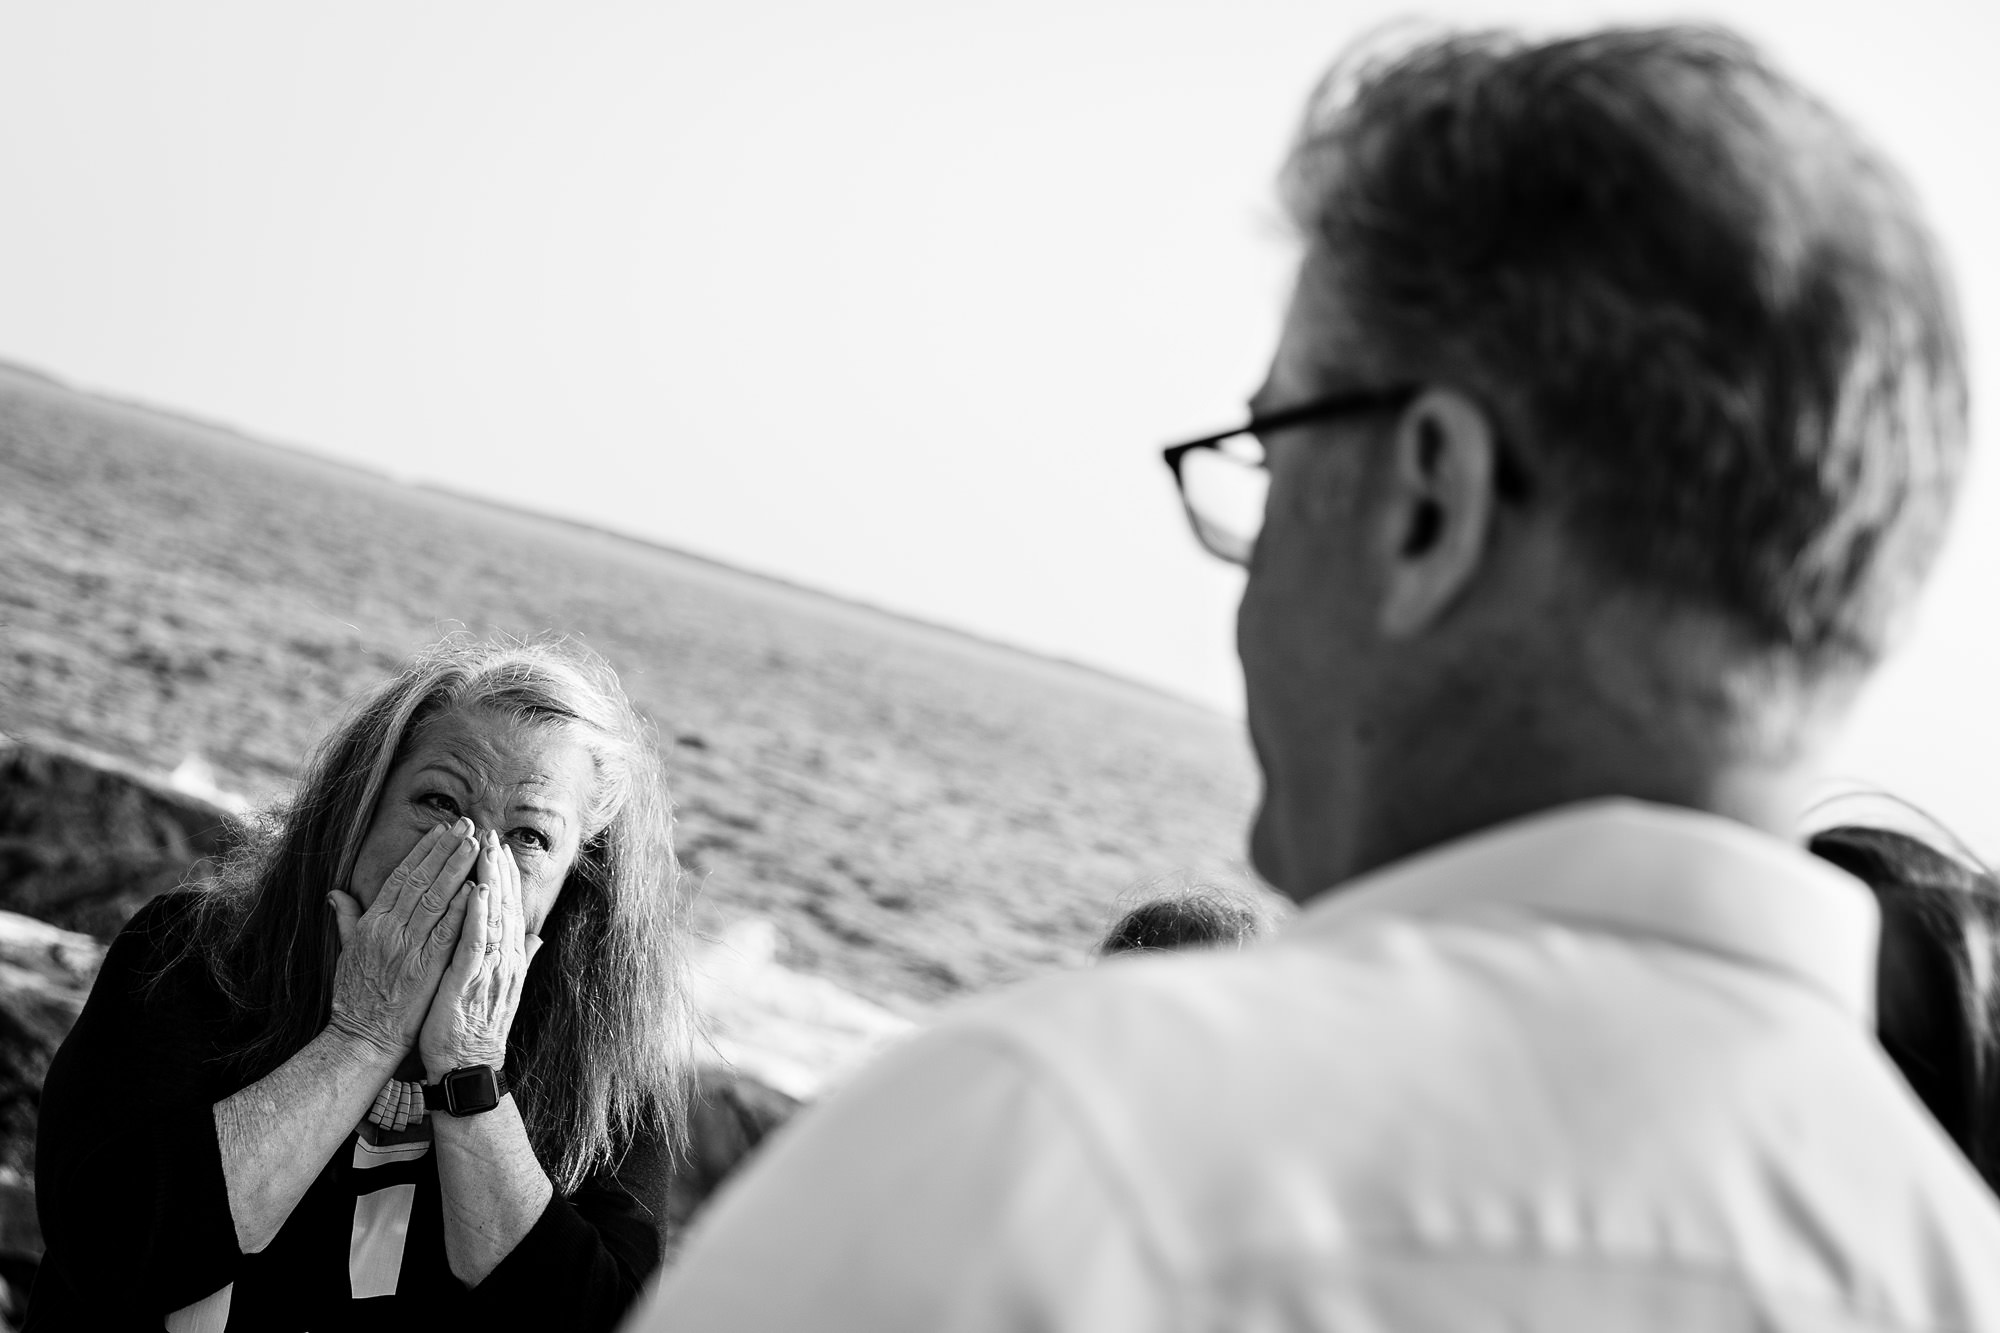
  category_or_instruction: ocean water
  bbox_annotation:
[0,365,1260,1011]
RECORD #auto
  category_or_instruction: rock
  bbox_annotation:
[0,735,238,940]
[0,1172,39,1263]
[0,910,105,1288]
[0,911,105,1179]
[0,733,211,1300]
[662,1065,803,1251]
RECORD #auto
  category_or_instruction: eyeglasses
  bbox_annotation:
[1160,386,1422,565]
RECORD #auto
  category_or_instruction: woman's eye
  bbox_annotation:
[510,828,551,853]
[419,792,462,817]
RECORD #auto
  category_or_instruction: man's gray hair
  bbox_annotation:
[1283,25,1966,671]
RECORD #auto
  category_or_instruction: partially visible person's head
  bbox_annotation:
[1810,824,2000,1192]
[186,634,692,1189]
[1237,24,1965,894]
[1099,884,1272,957]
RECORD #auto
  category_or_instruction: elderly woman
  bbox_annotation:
[30,637,693,1330]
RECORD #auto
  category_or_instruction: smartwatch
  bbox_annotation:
[423,1064,510,1117]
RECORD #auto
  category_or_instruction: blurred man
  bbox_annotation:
[629,25,2000,1329]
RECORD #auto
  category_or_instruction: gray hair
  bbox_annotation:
[178,634,693,1191]
[1282,25,1966,672]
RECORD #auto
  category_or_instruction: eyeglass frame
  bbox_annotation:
[1160,385,1424,566]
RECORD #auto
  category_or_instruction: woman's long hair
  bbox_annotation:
[1810,823,2000,1193]
[171,634,693,1190]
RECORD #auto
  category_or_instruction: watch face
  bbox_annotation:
[443,1065,501,1116]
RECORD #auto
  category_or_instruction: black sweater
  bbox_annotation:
[27,893,668,1332]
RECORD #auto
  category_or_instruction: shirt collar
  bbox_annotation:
[1287,798,1880,1025]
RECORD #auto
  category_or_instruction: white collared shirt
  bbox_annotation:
[632,801,2000,1331]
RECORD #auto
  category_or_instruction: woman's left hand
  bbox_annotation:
[419,830,544,1079]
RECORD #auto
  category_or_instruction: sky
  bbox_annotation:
[2,0,1998,847]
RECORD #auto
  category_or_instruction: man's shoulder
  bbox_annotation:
[659,915,2000,1332]
[931,940,1335,1092]
[929,912,1898,1169]
[909,920,2000,1328]
[909,930,1494,1194]
[937,907,1680,1093]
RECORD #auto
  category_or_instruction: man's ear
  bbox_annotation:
[1375,387,1500,638]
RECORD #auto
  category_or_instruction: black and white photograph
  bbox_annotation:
[3,0,1999,1328]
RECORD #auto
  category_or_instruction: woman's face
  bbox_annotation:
[348,705,600,935]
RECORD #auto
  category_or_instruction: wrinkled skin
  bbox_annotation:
[331,705,598,1074]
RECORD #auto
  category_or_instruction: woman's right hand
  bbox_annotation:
[326,819,480,1059]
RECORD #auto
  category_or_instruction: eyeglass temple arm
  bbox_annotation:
[1165,387,1422,456]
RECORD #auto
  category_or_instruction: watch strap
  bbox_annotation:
[423,1064,509,1115]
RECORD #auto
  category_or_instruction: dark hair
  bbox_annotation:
[1099,885,1269,956]
[1809,825,2000,1191]
[169,635,694,1190]
[1283,25,1965,669]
